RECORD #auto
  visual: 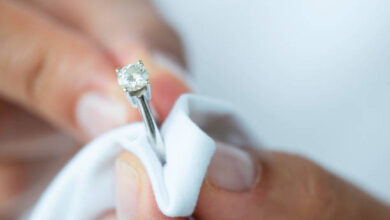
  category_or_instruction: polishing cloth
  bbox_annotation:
[29,94,258,219]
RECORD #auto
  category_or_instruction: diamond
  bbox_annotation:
[116,60,149,92]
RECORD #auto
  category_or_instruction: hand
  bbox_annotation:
[0,0,188,139]
[112,142,390,220]
[0,0,189,217]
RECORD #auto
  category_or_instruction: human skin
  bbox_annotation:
[0,0,389,219]
[0,0,188,218]
[112,147,390,220]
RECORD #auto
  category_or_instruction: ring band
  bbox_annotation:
[116,61,165,163]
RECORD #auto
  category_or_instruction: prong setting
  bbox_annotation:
[116,60,150,93]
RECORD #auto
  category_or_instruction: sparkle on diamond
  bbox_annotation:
[116,61,149,92]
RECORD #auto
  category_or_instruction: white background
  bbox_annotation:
[154,0,390,202]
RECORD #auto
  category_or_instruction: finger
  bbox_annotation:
[24,0,191,118]
[26,0,187,69]
[0,1,189,140]
[194,142,261,220]
[194,143,390,220]
[115,151,186,220]
[0,0,122,140]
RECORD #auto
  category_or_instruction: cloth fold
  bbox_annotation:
[29,94,259,220]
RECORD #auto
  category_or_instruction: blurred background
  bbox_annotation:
[153,0,390,203]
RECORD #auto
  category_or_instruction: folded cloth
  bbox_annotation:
[28,94,259,220]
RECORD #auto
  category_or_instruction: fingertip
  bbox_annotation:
[115,151,181,220]
[194,144,265,220]
[151,69,190,119]
[76,92,128,139]
[147,52,191,118]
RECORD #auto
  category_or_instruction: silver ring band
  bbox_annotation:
[116,60,166,163]
[125,89,165,163]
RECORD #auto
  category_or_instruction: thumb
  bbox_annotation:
[115,151,186,220]
[194,143,390,220]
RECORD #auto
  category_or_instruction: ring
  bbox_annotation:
[116,60,165,163]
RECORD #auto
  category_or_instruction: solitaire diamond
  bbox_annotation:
[116,60,149,92]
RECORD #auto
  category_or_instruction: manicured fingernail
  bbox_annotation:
[207,141,259,192]
[115,159,139,220]
[151,50,194,87]
[76,92,128,138]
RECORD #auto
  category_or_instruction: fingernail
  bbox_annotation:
[151,50,194,87]
[207,141,259,192]
[115,159,139,220]
[76,92,128,138]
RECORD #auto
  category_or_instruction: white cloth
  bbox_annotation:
[29,94,259,219]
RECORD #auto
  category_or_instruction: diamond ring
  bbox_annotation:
[116,60,165,163]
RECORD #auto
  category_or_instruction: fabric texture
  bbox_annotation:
[29,94,259,220]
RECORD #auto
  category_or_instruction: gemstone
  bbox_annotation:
[116,60,149,92]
